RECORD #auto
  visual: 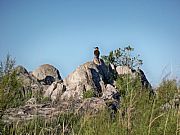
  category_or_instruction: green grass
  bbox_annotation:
[1,78,179,135]
[0,55,180,135]
[83,89,95,99]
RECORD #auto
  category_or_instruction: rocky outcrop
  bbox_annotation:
[4,57,154,124]
[44,81,66,102]
[102,84,120,101]
[115,65,151,89]
[42,60,120,106]
[15,65,43,97]
[2,97,106,123]
[62,60,111,100]
[102,84,120,114]
[32,64,62,85]
[15,65,65,101]
[3,61,122,123]
[60,85,84,101]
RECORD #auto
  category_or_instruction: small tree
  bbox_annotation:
[0,54,15,78]
[101,45,143,70]
[0,54,22,115]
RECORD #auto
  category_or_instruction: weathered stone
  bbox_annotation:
[101,84,120,115]
[77,97,106,114]
[2,98,106,123]
[61,88,84,101]
[15,66,43,97]
[116,66,133,75]
[44,81,66,102]
[115,66,152,90]
[51,87,62,101]
[2,60,118,124]
[63,60,111,100]
[32,64,62,85]
[15,65,29,75]
[102,84,120,101]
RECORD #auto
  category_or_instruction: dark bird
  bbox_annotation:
[94,47,100,59]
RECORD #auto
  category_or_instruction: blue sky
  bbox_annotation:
[0,0,180,86]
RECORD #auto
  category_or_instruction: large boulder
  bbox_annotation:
[102,84,120,114]
[62,60,111,100]
[102,84,120,101]
[15,65,29,75]
[115,66,151,89]
[44,81,66,102]
[32,64,62,85]
[15,65,43,97]
[60,84,84,101]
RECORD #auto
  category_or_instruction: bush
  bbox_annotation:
[83,90,95,99]
[101,46,143,82]
[0,54,23,114]
[156,79,179,106]
[101,45,143,69]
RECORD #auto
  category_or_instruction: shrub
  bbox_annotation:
[101,45,143,69]
[83,90,94,99]
[156,79,178,105]
[101,46,143,82]
[0,54,23,114]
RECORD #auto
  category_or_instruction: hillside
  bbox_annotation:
[0,49,179,135]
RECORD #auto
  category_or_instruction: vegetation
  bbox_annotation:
[2,113,82,135]
[0,50,179,135]
[83,89,95,99]
[1,78,179,135]
[101,45,143,81]
[0,54,23,112]
[156,79,178,105]
[116,74,142,97]
[101,45,143,69]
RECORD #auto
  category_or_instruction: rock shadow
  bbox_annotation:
[89,68,102,96]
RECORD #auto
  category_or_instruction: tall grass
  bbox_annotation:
[1,78,180,135]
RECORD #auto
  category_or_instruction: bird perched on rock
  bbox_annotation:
[94,47,100,59]
[93,47,101,65]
